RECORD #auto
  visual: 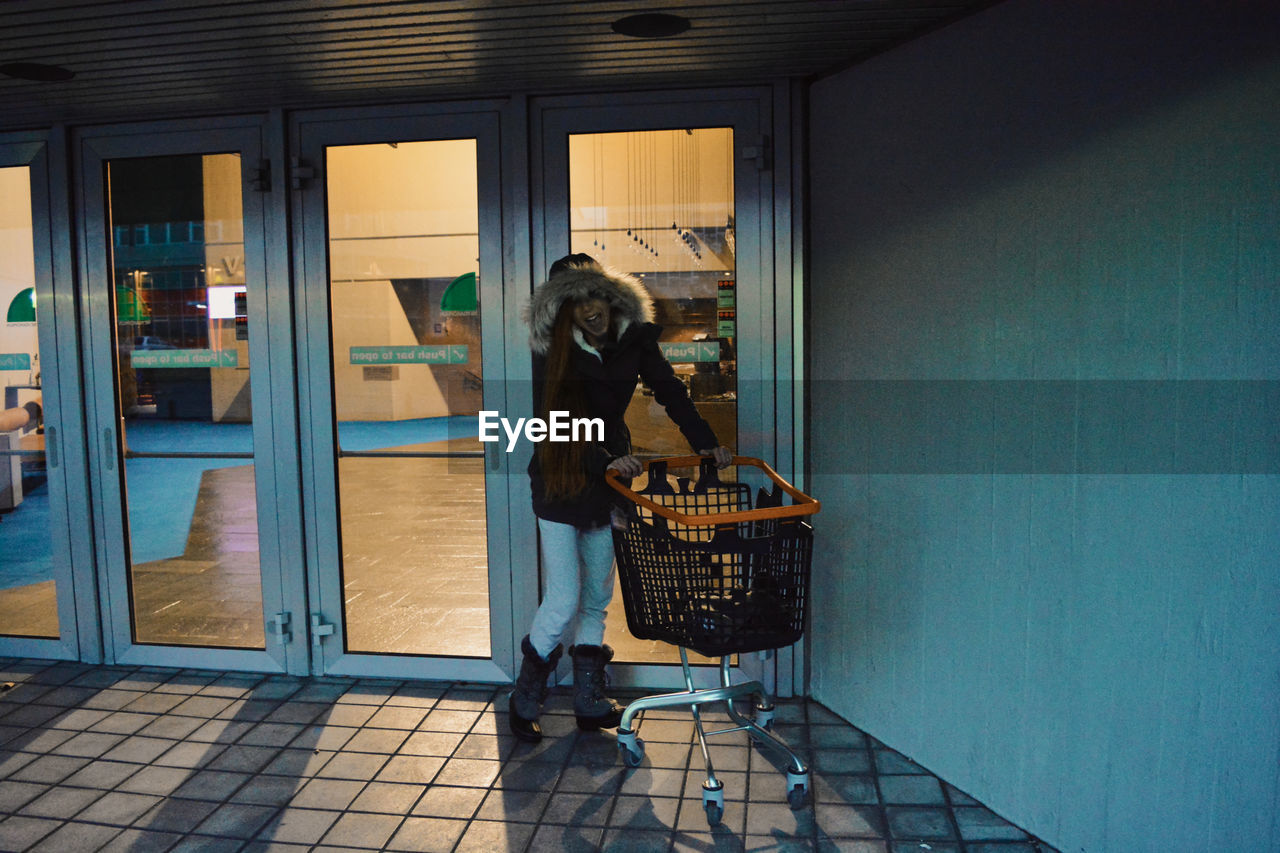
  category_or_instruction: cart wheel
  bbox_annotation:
[701,783,725,826]
[619,738,645,768]
[785,768,810,810]
[787,783,807,809]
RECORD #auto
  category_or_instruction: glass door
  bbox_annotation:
[79,119,297,671]
[536,92,778,688]
[293,107,513,680]
[0,135,90,660]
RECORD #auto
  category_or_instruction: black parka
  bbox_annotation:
[524,262,718,528]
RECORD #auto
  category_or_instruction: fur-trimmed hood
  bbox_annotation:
[525,258,654,355]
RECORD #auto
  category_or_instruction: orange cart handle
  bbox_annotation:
[605,455,821,527]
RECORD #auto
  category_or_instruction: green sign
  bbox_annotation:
[132,349,238,368]
[660,341,721,363]
[350,345,469,365]
[0,353,32,371]
[6,288,35,323]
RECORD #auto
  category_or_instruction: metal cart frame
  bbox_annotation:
[606,456,820,826]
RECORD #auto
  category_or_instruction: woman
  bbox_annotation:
[509,253,732,743]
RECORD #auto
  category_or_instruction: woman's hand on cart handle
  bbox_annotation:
[607,454,644,478]
[698,446,733,469]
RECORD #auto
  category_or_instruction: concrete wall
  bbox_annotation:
[806,1,1280,850]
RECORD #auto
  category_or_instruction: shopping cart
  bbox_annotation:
[605,455,820,826]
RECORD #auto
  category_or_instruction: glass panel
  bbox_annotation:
[0,165,59,638]
[108,153,264,648]
[568,128,738,664]
[326,140,488,657]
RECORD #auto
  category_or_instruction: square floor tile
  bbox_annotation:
[599,828,674,851]
[207,744,281,774]
[102,735,176,764]
[170,770,251,801]
[315,750,389,780]
[349,780,427,814]
[527,822,605,852]
[399,730,465,757]
[434,757,501,788]
[8,755,88,785]
[320,811,403,848]
[454,818,536,853]
[540,791,612,826]
[60,760,139,790]
[492,758,562,791]
[289,724,359,752]
[0,815,61,850]
[421,708,482,732]
[194,802,277,838]
[815,774,879,805]
[873,750,928,775]
[885,806,957,840]
[744,800,816,837]
[813,803,886,838]
[366,706,430,730]
[411,784,486,819]
[261,747,334,777]
[385,815,468,852]
[344,727,411,754]
[77,791,164,826]
[97,828,185,853]
[558,763,626,794]
[476,787,550,822]
[19,785,103,819]
[376,754,445,785]
[89,711,153,735]
[256,807,341,845]
[879,774,945,805]
[290,777,366,810]
[608,793,679,830]
[26,819,122,852]
[52,731,125,758]
[133,797,219,833]
[228,774,304,807]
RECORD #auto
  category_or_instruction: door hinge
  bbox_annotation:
[310,613,335,646]
[250,159,271,192]
[290,157,316,190]
[741,136,772,171]
[268,611,291,643]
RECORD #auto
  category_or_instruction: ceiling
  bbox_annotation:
[0,1,997,131]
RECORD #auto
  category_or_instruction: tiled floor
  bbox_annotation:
[0,659,1056,852]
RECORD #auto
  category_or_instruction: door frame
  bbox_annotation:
[74,115,300,672]
[290,101,522,681]
[0,130,96,661]
[530,86,801,692]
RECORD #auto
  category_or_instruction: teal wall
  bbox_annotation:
[806,1,1279,850]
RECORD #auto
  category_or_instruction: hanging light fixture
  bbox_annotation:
[611,13,691,39]
[0,62,75,82]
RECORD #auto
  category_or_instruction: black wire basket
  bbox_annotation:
[608,456,819,658]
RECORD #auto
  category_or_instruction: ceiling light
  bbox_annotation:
[0,62,75,82]
[611,13,691,38]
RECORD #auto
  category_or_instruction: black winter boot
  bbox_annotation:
[508,636,562,743]
[569,643,626,731]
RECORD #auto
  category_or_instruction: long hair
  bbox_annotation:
[537,301,594,501]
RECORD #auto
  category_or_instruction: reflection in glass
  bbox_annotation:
[0,165,59,638]
[108,153,264,648]
[325,140,488,656]
[568,128,738,664]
